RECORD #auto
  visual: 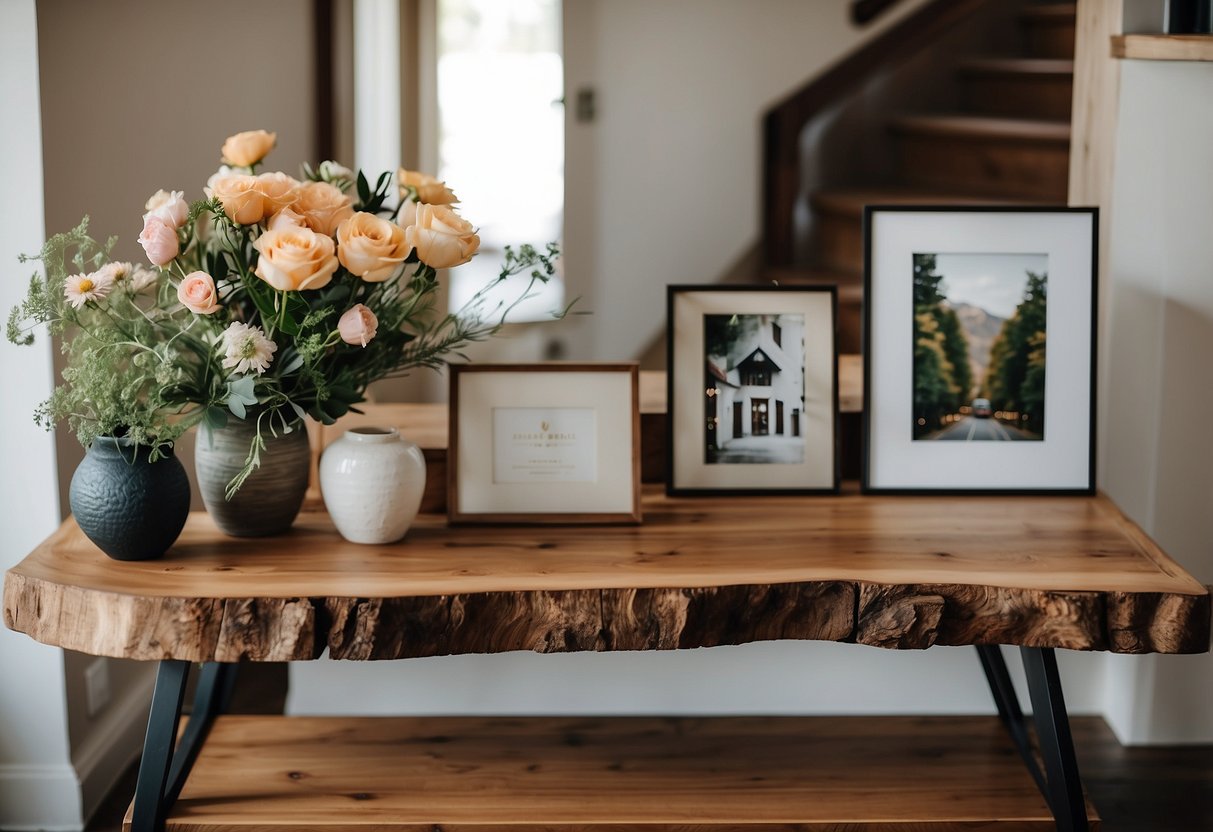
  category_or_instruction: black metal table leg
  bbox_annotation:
[975,645,1090,831]
[1022,647,1089,832]
[130,660,190,832]
[130,661,238,832]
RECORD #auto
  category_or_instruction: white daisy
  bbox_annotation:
[220,322,277,375]
[63,271,114,309]
[130,266,160,293]
[94,261,133,285]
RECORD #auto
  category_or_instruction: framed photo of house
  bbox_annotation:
[448,363,642,524]
[863,206,1097,494]
[667,285,838,495]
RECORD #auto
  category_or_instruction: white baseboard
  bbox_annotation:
[0,763,82,831]
[71,668,155,824]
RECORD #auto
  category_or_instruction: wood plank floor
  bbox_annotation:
[79,715,1213,832]
[76,667,1211,832]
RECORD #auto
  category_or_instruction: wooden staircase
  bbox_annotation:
[767,3,1076,354]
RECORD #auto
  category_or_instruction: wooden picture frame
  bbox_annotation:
[862,205,1098,494]
[666,285,839,496]
[448,363,642,524]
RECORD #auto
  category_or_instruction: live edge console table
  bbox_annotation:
[3,488,1209,832]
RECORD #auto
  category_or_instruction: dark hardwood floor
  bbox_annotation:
[80,668,1212,832]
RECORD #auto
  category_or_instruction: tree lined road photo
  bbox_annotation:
[928,415,1040,441]
[912,252,1047,442]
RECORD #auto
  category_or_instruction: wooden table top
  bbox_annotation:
[4,488,1208,662]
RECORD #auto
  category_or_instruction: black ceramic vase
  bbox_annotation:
[69,436,191,561]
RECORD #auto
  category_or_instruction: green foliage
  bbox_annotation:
[6,217,226,457]
[986,271,1047,436]
[913,312,959,436]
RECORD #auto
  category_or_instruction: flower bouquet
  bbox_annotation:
[9,129,560,539]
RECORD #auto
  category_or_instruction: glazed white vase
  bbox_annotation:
[319,426,426,544]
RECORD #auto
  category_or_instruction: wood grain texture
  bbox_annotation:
[124,715,1101,831]
[1111,34,1213,62]
[4,489,1208,661]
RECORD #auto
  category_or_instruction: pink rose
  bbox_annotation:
[177,271,220,314]
[138,215,179,266]
[338,304,378,347]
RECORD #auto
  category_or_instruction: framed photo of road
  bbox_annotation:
[667,285,838,495]
[863,206,1097,494]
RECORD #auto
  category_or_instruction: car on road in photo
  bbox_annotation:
[971,398,992,418]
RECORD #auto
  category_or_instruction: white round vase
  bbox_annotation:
[319,426,426,544]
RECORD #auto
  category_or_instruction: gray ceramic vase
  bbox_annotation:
[195,419,311,537]
[69,436,191,561]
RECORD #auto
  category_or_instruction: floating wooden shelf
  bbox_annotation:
[124,715,1100,831]
[1111,34,1213,61]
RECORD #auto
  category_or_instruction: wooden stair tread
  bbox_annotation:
[1019,4,1077,23]
[763,267,862,291]
[809,188,1037,219]
[958,57,1075,77]
[125,715,1101,830]
[888,114,1071,142]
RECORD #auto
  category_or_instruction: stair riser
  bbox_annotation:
[892,134,1070,201]
[960,75,1073,121]
[811,211,864,275]
[1022,21,1076,59]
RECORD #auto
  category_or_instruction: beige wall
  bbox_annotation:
[35,0,318,817]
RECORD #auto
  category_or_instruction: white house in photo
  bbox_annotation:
[706,314,804,459]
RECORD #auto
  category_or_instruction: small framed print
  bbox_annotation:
[863,206,1097,494]
[448,363,641,524]
[667,285,839,495]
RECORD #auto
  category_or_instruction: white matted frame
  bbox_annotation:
[863,206,1097,494]
[448,363,641,524]
[667,285,838,495]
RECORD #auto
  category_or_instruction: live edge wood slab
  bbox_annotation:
[5,488,1208,662]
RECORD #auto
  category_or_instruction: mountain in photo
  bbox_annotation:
[946,301,1005,393]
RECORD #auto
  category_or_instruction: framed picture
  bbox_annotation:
[863,206,1097,494]
[448,363,642,524]
[667,285,838,495]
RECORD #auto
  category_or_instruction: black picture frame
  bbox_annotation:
[669,283,839,499]
[863,206,1101,494]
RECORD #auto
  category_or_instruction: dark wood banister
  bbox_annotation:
[852,0,908,26]
[762,0,990,267]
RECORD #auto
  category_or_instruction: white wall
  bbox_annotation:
[0,4,82,828]
[561,0,930,361]
[1098,58,1213,744]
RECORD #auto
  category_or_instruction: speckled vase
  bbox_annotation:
[69,436,191,561]
[196,418,311,537]
[319,427,426,544]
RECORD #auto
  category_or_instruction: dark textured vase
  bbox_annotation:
[68,436,191,561]
[195,419,311,537]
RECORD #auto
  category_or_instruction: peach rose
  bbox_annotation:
[397,169,458,204]
[143,189,189,228]
[294,181,354,237]
[253,171,300,215]
[177,271,220,314]
[253,226,339,291]
[336,212,409,282]
[221,129,276,167]
[338,304,378,347]
[137,215,179,266]
[267,207,306,231]
[207,174,267,225]
[403,204,480,269]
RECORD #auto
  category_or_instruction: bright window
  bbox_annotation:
[437,0,564,321]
